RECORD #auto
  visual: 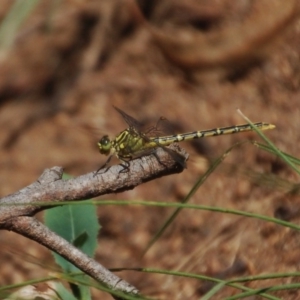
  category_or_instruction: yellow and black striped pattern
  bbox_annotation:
[151,122,275,146]
[97,107,275,163]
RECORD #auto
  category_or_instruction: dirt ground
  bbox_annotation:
[1,0,300,299]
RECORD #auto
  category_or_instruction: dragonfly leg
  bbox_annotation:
[119,158,131,173]
[93,155,113,176]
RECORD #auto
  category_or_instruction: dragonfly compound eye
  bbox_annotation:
[98,135,111,155]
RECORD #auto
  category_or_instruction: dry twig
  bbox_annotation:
[0,145,187,297]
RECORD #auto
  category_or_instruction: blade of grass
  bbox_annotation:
[16,199,300,231]
[254,142,300,165]
[0,0,40,50]
[90,200,300,232]
[141,143,245,256]
[238,110,300,176]
[116,268,281,300]
[226,283,300,300]
[201,282,226,300]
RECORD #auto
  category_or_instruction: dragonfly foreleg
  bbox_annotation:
[94,155,113,176]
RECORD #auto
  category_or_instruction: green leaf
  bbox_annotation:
[44,184,100,300]
[55,282,78,300]
[44,202,100,272]
[46,173,100,265]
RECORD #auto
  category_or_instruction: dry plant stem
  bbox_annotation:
[0,145,187,294]
[0,145,187,225]
[5,216,138,295]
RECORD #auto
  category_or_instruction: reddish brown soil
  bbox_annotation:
[1,1,300,299]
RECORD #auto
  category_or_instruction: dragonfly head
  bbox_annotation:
[98,135,112,155]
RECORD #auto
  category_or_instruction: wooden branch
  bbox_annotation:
[5,216,138,295]
[0,144,188,295]
[0,144,187,224]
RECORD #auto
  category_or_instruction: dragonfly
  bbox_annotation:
[96,106,275,172]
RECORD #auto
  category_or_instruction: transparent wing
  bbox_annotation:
[113,106,171,138]
[113,106,187,167]
[113,106,144,132]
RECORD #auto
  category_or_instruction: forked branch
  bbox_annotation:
[0,144,188,296]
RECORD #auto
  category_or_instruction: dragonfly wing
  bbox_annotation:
[114,106,174,140]
[113,106,144,132]
[113,106,186,168]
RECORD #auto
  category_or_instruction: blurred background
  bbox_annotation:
[0,0,300,299]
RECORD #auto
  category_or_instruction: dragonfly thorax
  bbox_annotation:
[98,135,112,155]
